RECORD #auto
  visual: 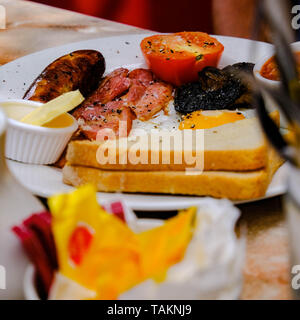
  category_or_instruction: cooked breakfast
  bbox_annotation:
[2,0,294,302]
[1,31,284,201]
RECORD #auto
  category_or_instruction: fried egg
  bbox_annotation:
[129,100,256,137]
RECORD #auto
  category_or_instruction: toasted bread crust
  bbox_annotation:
[62,147,283,200]
[63,166,266,200]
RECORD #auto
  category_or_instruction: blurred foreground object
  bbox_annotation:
[17,185,244,300]
[49,185,196,300]
[253,0,300,300]
[46,186,244,300]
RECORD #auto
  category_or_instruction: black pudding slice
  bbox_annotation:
[174,63,254,114]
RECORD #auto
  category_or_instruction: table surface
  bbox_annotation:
[0,0,291,300]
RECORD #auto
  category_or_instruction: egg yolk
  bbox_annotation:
[179,110,245,130]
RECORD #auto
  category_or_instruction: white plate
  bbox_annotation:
[0,33,287,210]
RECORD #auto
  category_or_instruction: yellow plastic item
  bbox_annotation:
[138,207,196,282]
[49,185,196,300]
[21,90,84,126]
[49,185,140,294]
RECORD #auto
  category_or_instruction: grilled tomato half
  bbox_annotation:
[140,32,224,86]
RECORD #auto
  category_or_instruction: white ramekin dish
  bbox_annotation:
[254,41,300,90]
[0,99,78,165]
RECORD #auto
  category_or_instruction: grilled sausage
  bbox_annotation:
[23,50,105,103]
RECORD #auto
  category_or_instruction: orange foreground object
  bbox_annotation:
[140,32,224,86]
[260,52,300,81]
[49,185,196,299]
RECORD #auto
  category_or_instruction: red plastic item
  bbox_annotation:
[12,202,126,298]
[110,201,126,222]
[68,226,94,266]
[12,212,57,299]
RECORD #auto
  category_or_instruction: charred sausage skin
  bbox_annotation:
[23,50,105,103]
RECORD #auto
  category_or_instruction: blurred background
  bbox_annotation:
[27,0,259,40]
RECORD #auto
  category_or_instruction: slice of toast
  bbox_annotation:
[66,115,274,172]
[62,147,283,201]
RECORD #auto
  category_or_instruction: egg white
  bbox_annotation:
[129,99,256,137]
[129,101,181,137]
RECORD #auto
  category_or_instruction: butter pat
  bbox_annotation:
[21,90,84,126]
